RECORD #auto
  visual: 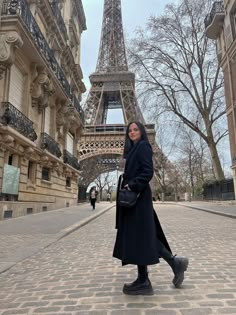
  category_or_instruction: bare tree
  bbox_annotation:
[175,126,214,197]
[156,118,183,192]
[94,172,114,200]
[129,0,227,180]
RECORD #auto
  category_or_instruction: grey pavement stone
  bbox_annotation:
[180,309,213,315]
[206,294,235,299]
[74,311,108,315]
[64,305,92,312]
[198,301,224,307]
[110,311,142,315]
[145,311,178,315]
[126,303,157,308]
[1,310,30,315]
[22,301,49,307]
[32,306,62,313]
[217,309,236,314]
[161,302,190,308]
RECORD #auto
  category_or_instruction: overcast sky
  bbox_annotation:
[81,0,178,88]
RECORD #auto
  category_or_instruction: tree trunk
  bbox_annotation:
[207,128,225,180]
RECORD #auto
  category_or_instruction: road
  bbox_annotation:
[0,202,235,315]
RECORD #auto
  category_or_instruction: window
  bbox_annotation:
[9,64,24,110]
[42,167,50,181]
[44,106,51,134]
[8,154,13,165]
[26,208,33,215]
[7,153,19,167]
[66,132,74,154]
[66,177,71,188]
[224,15,233,49]
[233,9,236,38]
[27,161,36,184]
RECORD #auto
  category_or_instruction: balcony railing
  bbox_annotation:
[64,149,80,170]
[83,124,155,134]
[73,96,84,122]
[41,132,62,158]
[84,124,126,134]
[0,102,37,141]
[204,1,224,29]
[50,0,67,37]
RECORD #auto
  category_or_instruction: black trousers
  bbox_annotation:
[138,240,174,281]
[90,198,96,209]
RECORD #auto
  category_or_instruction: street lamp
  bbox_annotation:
[116,165,119,185]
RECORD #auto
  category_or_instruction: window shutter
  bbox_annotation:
[224,15,233,49]
[9,64,24,111]
[44,106,50,134]
[66,132,74,154]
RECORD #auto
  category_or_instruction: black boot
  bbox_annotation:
[159,245,189,288]
[123,265,153,295]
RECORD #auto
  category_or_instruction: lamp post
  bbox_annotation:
[116,165,119,185]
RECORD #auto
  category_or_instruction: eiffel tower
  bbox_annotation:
[78,0,160,192]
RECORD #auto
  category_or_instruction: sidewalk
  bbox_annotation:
[178,200,236,219]
[154,200,236,219]
[0,201,114,274]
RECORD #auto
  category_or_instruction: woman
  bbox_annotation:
[113,121,188,295]
[89,186,97,210]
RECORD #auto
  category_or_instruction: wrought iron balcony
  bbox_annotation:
[49,0,67,37]
[2,0,71,98]
[41,132,62,158]
[0,102,37,141]
[73,96,84,122]
[204,1,225,39]
[64,149,80,170]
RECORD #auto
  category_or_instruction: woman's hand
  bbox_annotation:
[124,184,131,191]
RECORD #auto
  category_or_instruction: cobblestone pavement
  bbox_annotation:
[0,204,236,315]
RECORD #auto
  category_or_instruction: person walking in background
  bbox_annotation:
[107,192,111,201]
[113,121,189,296]
[89,186,97,210]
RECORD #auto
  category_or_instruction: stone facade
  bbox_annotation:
[205,0,236,195]
[0,0,86,219]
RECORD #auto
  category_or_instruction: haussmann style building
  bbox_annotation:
[0,0,86,219]
[205,0,236,196]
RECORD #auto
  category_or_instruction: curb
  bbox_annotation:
[178,203,236,219]
[154,201,236,219]
[57,204,115,241]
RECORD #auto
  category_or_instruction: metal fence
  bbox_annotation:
[203,179,235,200]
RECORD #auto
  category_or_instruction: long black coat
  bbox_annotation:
[113,140,171,266]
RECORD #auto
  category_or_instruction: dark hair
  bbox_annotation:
[123,121,150,158]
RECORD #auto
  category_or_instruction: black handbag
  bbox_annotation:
[118,189,138,208]
[117,175,139,208]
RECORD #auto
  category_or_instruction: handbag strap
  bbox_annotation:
[118,174,123,190]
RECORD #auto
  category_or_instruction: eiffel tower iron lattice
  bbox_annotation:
[78,0,164,192]
[83,0,144,125]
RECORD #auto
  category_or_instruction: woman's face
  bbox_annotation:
[128,123,141,143]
